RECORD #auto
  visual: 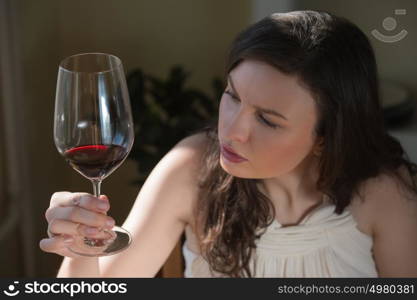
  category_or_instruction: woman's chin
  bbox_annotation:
[219,157,252,178]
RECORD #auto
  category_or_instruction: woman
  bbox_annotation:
[40,10,417,277]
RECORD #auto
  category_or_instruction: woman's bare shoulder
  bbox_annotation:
[170,131,212,220]
[173,132,209,160]
[350,165,417,237]
[173,131,211,177]
[355,166,417,276]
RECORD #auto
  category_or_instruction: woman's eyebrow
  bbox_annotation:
[228,75,289,121]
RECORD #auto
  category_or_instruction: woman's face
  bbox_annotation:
[218,59,321,179]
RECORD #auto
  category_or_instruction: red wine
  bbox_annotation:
[64,144,128,179]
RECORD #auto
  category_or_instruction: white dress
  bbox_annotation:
[182,197,378,277]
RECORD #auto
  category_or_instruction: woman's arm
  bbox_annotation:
[57,132,207,277]
[57,257,100,277]
[367,167,417,277]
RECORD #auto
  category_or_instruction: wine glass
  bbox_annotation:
[54,53,134,256]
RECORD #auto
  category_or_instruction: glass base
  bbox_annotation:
[66,226,132,257]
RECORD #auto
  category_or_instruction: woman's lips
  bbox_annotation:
[221,144,248,163]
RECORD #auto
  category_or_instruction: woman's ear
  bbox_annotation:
[313,137,324,156]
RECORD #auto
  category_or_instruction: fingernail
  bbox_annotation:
[97,202,109,210]
[106,219,115,228]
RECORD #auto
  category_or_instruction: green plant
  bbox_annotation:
[126,65,223,184]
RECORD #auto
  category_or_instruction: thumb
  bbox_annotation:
[99,194,109,202]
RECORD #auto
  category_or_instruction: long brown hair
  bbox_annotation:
[190,10,417,278]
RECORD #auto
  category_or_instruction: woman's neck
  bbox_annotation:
[257,154,322,209]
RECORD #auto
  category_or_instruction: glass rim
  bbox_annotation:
[58,52,123,74]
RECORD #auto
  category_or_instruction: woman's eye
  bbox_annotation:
[224,89,279,129]
[258,115,279,129]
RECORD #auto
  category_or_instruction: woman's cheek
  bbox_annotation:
[257,136,291,163]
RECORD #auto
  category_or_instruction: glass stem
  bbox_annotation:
[92,179,102,197]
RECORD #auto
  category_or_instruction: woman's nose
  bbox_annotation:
[224,111,250,144]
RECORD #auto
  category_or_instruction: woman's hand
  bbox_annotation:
[39,192,115,258]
